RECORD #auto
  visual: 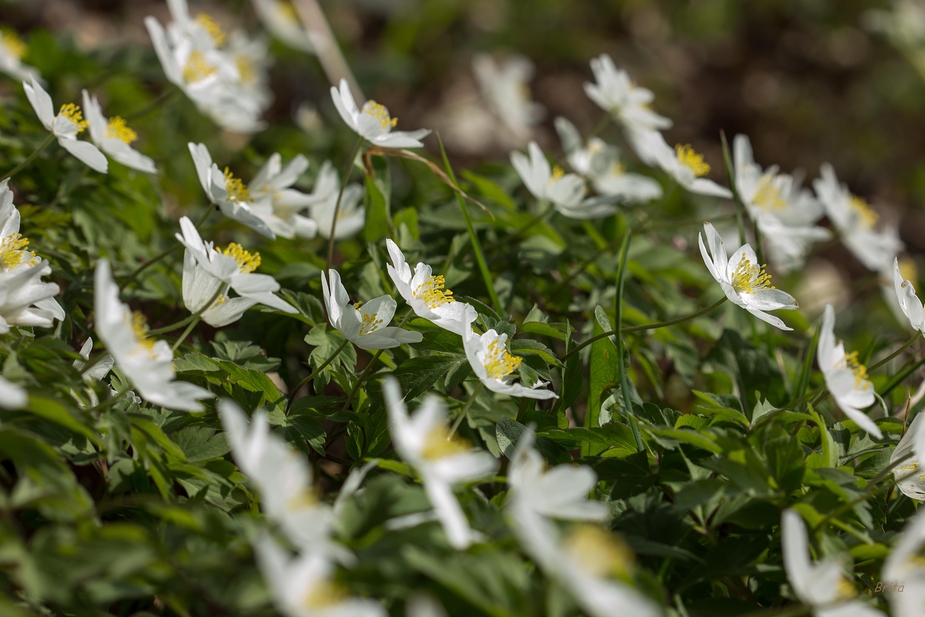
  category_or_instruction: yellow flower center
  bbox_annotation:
[278,1,300,22]
[221,243,261,274]
[0,28,27,59]
[361,100,398,130]
[753,176,787,210]
[609,162,626,176]
[0,233,36,270]
[849,195,879,229]
[58,103,88,133]
[182,50,217,83]
[303,580,348,609]
[565,526,634,579]
[842,350,870,389]
[413,275,455,309]
[420,423,472,461]
[900,257,918,285]
[358,311,384,337]
[105,116,137,144]
[675,144,710,177]
[222,167,251,202]
[195,13,226,46]
[131,312,156,351]
[835,577,857,600]
[550,165,565,181]
[235,55,256,84]
[483,338,522,380]
[730,258,775,294]
[285,486,319,511]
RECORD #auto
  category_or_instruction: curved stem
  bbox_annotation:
[3,134,55,181]
[168,288,224,353]
[286,338,350,414]
[867,331,922,373]
[124,88,178,121]
[341,311,414,411]
[326,138,365,270]
[448,383,485,439]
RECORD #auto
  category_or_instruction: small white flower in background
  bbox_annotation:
[818,304,881,440]
[555,117,662,204]
[253,533,385,617]
[188,142,276,238]
[814,163,904,273]
[23,77,107,174]
[508,426,609,521]
[0,376,27,410]
[330,78,431,149]
[251,0,314,53]
[176,216,297,327]
[385,239,472,336]
[883,506,925,617]
[891,412,925,500]
[893,257,925,333]
[93,260,213,412]
[306,161,365,240]
[511,142,620,220]
[781,510,883,617]
[247,153,318,240]
[71,338,121,408]
[472,53,544,143]
[584,54,671,134]
[629,129,732,199]
[383,378,498,550]
[698,222,798,331]
[321,269,422,351]
[462,310,557,400]
[0,27,40,82]
[225,31,274,115]
[81,90,156,174]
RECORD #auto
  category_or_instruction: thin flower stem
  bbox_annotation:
[342,311,414,411]
[867,331,922,373]
[2,134,55,181]
[286,338,350,414]
[326,138,365,270]
[124,89,178,121]
[78,352,107,376]
[169,288,225,353]
[719,130,747,248]
[449,383,485,439]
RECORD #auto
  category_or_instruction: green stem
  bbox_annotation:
[867,331,921,373]
[168,288,224,353]
[125,88,178,121]
[719,130,747,247]
[120,207,211,293]
[614,232,644,452]
[286,338,350,414]
[342,311,414,410]
[448,382,485,438]
[326,137,365,270]
[3,134,55,181]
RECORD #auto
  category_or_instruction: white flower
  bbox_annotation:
[629,129,731,199]
[883,507,925,617]
[814,163,903,273]
[93,259,213,412]
[247,153,318,240]
[462,310,557,400]
[508,426,609,521]
[0,375,26,410]
[176,216,297,326]
[81,90,156,173]
[511,142,619,220]
[188,142,276,238]
[472,53,544,143]
[0,27,39,82]
[225,30,274,117]
[891,411,925,500]
[584,54,671,133]
[74,338,115,383]
[321,269,422,351]
[699,222,798,331]
[330,78,431,149]
[251,0,314,52]
[385,239,472,335]
[554,117,662,204]
[306,161,365,240]
[818,304,881,439]
[253,534,385,617]
[893,257,925,333]
[22,77,107,174]
[781,509,883,617]
[383,378,498,550]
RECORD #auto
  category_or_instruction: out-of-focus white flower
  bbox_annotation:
[176,216,296,326]
[893,257,925,333]
[555,117,662,204]
[385,239,472,335]
[321,269,422,351]
[472,53,544,143]
[781,510,883,617]
[248,153,317,239]
[81,90,156,174]
[865,0,925,83]
[306,161,365,240]
[818,304,881,439]
[94,260,213,411]
[251,0,314,52]
[253,533,385,617]
[225,30,274,117]
[23,77,107,174]
[814,163,903,273]
[630,129,731,199]
[0,375,26,410]
[891,411,925,500]
[74,338,115,383]
[462,310,557,400]
[699,222,798,331]
[584,54,671,133]
[0,27,39,82]
[383,378,498,550]
[188,142,276,238]
[883,506,925,617]
[330,78,431,149]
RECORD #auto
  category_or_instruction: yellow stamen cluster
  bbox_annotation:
[0,28,27,59]
[285,487,319,511]
[58,103,88,133]
[358,312,384,337]
[221,243,261,274]
[303,580,348,609]
[182,50,217,83]
[550,165,565,181]
[223,167,251,202]
[0,233,36,270]
[361,100,397,130]
[353,301,363,310]
[900,257,918,286]
[131,312,156,351]
[835,577,857,600]
[420,423,472,461]
[105,116,137,144]
[843,350,870,388]
[849,195,879,229]
[235,55,255,84]
[609,162,626,176]
[483,339,522,380]
[195,13,226,46]
[278,1,300,22]
[565,526,634,579]
[413,275,455,309]
[730,259,774,294]
[753,176,787,210]
[675,144,710,177]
